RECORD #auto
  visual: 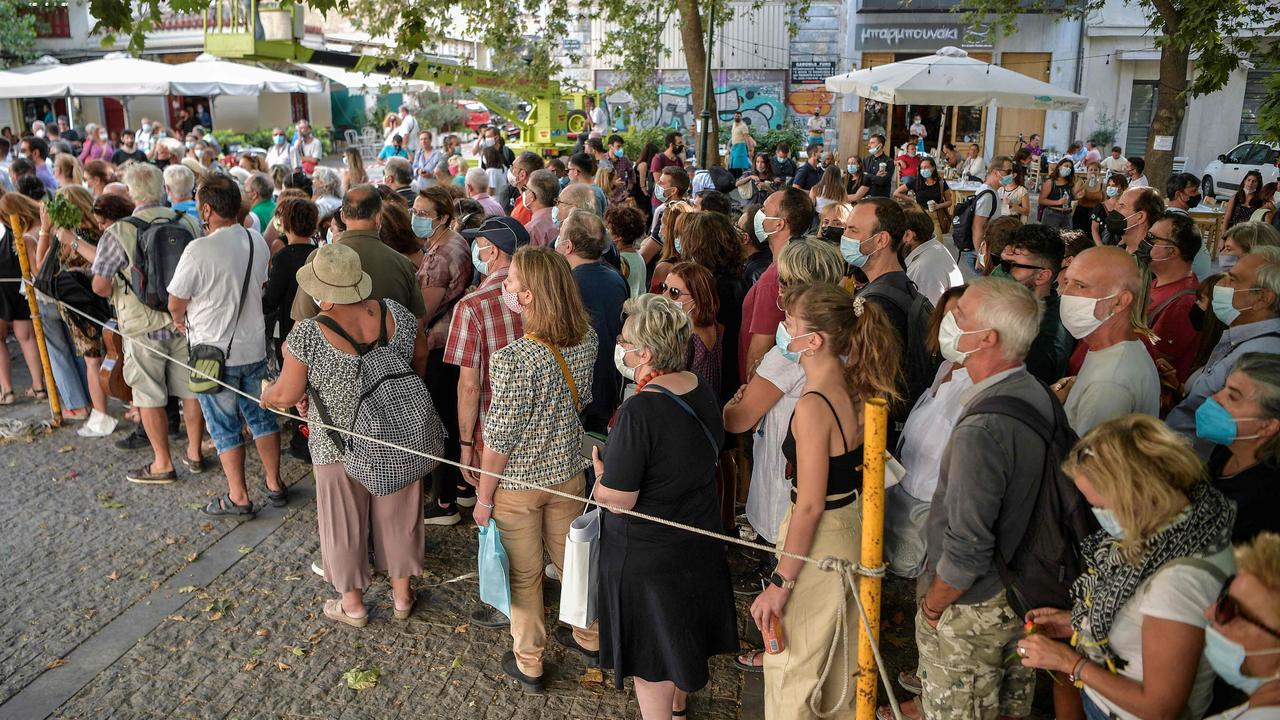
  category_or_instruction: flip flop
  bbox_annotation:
[324,598,368,628]
[734,648,764,673]
[0,389,15,406]
[201,494,256,518]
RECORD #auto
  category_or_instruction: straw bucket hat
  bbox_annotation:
[296,244,372,305]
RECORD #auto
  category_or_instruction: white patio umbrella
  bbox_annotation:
[172,54,323,96]
[0,53,181,98]
[297,63,431,95]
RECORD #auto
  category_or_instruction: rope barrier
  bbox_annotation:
[2,275,905,719]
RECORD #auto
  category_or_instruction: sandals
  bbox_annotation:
[734,648,765,673]
[201,494,256,519]
[183,455,208,474]
[263,480,289,508]
[25,386,47,402]
[392,591,417,620]
[324,598,368,628]
[0,389,15,406]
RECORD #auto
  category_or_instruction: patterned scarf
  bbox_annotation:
[1069,481,1235,670]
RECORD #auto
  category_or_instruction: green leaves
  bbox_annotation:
[341,665,380,690]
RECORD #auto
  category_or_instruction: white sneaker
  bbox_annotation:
[311,560,325,578]
[76,410,118,437]
[544,563,560,581]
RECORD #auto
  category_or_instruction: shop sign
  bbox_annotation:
[791,60,837,85]
[857,22,992,51]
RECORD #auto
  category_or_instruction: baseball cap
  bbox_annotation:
[461,216,529,256]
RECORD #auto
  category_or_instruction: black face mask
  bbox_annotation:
[1135,234,1154,265]
[821,226,843,244]
[673,145,685,155]
[1105,209,1130,237]
[1189,304,1206,332]
[1183,193,1201,207]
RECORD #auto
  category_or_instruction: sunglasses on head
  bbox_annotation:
[1215,575,1280,639]
[657,283,687,300]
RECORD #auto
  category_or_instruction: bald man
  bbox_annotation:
[558,182,598,217]
[1054,246,1160,434]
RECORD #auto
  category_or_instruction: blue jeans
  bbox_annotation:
[38,302,89,410]
[1082,690,1115,720]
[195,359,279,454]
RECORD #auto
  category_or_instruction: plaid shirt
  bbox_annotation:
[443,267,522,445]
[91,216,177,341]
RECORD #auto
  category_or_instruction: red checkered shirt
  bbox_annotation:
[443,267,523,445]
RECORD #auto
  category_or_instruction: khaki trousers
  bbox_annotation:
[763,499,860,720]
[315,463,424,594]
[493,472,599,677]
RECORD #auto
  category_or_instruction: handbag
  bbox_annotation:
[33,235,61,297]
[477,519,512,619]
[558,494,601,628]
[188,228,254,394]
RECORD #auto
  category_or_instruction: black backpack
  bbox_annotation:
[951,186,997,253]
[959,384,1098,615]
[122,213,197,311]
[859,280,938,411]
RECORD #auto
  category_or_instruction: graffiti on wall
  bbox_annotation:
[786,88,835,117]
[597,70,787,131]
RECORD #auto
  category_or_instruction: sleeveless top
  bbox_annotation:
[915,179,946,206]
[1046,181,1074,208]
[781,391,863,510]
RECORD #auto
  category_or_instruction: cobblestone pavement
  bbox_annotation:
[0,341,1050,719]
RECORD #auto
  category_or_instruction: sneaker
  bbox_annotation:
[423,502,461,526]
[455,483,477,508]
[544,563,561,582]
[125,463,178,485]
[114,426,151,450]
[311,559,325,578]
[469,605,510,628]
[898,670,923,696]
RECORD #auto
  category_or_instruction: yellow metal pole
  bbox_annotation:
[9,215,62,426]
[856,397,889,720]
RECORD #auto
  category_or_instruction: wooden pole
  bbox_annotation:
[855,397,888,720]
[9,215,62,426]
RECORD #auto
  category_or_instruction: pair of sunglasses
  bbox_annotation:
[998,258,1047,274]
[1215,575,1280,639]
[657,282,687,301]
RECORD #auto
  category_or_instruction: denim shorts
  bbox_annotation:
[195,359,280,454]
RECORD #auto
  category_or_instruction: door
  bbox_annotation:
[859,53,895,156]
[994,52,1050,157]
[289,92,310,123]
[102,98,125,135]
[1125,80,1158,158]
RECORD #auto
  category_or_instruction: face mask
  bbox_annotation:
[1059,292,1118,339]
[613,147,624,158]
[774,322,816,363]
[921,168,934,179]
[654,184,667,202]
[840,234,877,268]
[482,139,495,148]
[1183,193,1201,207]
[821,226,843,244]
[324,227,335,245]
[411,215,433,238]
[273,134,285,145]
[753,209,778,241]
[99,133,109,142]
[1106,209,1141,237]
[185,142,195,150]
[673,236,683,255]
[1204,625,1280,693]
[1195,396,1264,446]
[847,164,857,174]
[471,242,490,275]
[869,144,881,156]
[1058,166,1073,178]
[507,168,519,187]
[1212,284,1257,325]
[501,288,525,315]
[1219,254,1238,271]
[34,130,45,138]
[141,123,151,132]
[613,343,639,381]
[1105,186,1119,198]
[1091,507,1124,538]
[1000,174,1015,186]
[313,296,326,311]
[937,311,990,364]
[550,206,560,227]
[674,144,685,155]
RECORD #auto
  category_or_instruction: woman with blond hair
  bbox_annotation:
[1201,532,1280,719]
[748,281,902,719]
[471,246,599,692]
[0,194,49,405]
[1217,220,1280,271]
[1016,414,1237,720]
[592,292,737,719]
[648,201,693,292]
[53,153,84,189]
[341,148,368,193]
[809,165,847,212]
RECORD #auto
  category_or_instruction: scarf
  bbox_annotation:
[1069,481,1235,671]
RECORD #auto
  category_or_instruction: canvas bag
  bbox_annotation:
[477,519,512,619]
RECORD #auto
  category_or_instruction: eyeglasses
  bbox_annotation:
[998,258,1047,274]
[409,209,435,219]
[1214,575,1280,639]
[657,282,687,300]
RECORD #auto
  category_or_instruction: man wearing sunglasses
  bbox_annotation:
[1202,533,1280,718]
[994,224,1074,385]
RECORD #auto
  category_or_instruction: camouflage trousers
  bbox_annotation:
[915,589,1034,720]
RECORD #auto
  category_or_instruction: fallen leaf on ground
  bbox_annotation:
[58,445,74,453]
[284,574,302,581]
[198,522,213,533]
[450,657,463,670]
[107,570,120,581]
[290,646,305,657]
[275,661,291,671]
[45,658,67,669]
[255,628,270,638]
[96,493,125,510]
[82,608,96,621]
[177,586,196,594]
[185,552,199,563]
[165,615,187,623]
[242,658,260,671]
[238,545,252,555]
[453,623,468,634]
[578,667,605,686]
[164,536,179,545]
[185,503,203,511]
[342,666,380,690]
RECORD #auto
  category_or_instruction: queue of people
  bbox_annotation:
[4,112,1280,720]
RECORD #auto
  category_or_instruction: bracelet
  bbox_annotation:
[1070,657,1089,688]
[477,499,495,510]
[459,439,475,447]
[921,598,943,620]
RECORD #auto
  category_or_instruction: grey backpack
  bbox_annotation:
[313,301,445,496]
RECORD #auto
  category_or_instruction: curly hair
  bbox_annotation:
[605,205,647,248]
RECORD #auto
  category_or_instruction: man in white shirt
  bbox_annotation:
[901,205,962,305]
[1099,145,1129,175]
[167,173,286,517]
[396,105,420,152]
[585,95,607,135]
[1127,156,1148,187]
[265,126,298,171]
[1055,245,1160,434]
[135,117,154,153]
[294,120,323,175]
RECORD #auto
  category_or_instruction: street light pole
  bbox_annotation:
[698,1,715,170]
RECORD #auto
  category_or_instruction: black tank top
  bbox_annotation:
[915,179,945,206]
[781,391,863,510]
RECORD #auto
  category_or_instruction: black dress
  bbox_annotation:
[1208,445,1280,543]
[598,379,738,691]
[0,227,31,322]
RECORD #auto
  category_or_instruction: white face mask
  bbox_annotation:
[936,311,990,364]
[613,343,640,381]
[1059,292,1119,339]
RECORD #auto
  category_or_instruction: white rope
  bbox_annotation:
[5,276,906,719]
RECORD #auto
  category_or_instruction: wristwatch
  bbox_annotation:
[769,571,796,590]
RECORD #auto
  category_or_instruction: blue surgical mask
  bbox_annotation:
[472,242,490,275]
[273,134,285,145]
[1091,507,1124,538]
[1204,625,1280,693]
[673,236,683,255]
[847,164,857,174]
[1195,396,1263,446]
[1000,174,1015,186]
[1212,284,1259,326]
[654,184,667,202]
[921,168,934,179]
[411,215,433,238]
[774,322,816,363]
[1105,186,1119,198]
[613,147,624,158]
[840,234,876,268]
[551,206,560,227]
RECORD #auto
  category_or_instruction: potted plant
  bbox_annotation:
[258,1,294,41]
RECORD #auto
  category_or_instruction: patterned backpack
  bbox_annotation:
[312,301,445,495]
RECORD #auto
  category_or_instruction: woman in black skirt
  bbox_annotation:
[591,292,738,719]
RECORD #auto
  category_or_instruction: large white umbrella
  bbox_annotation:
[0,53,180,98]
[825,46,1088,112]
[171,54,322,96]
[297,63,431,95]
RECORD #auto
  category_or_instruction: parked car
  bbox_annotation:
[455,100,491,134]
[1202,140,1280,199]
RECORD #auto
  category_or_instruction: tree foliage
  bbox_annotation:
[0,0,59,65]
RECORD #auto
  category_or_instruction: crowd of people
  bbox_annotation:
[2,111,1280,720]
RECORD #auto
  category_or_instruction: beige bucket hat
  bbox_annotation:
[296,243,372,305]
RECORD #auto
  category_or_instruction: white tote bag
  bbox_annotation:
[558,507,601,628]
